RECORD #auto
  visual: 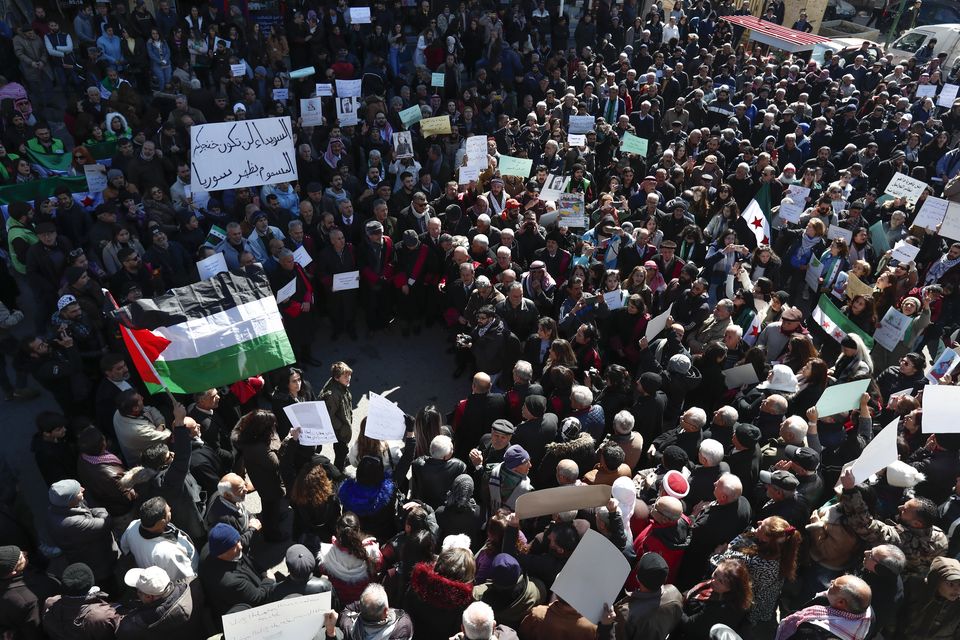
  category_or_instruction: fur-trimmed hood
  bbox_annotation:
[409,562,474,610]
[544,432,595,457]
[119,466,158,490]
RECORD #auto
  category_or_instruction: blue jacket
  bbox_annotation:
[96,33,122,65]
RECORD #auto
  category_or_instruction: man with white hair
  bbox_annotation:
[605,410,645,470]
[705,406,740,451]
[651,407,706,461]
[761,415,809,470]
[677,473,753,589]
[405,433,468,508]
[203,473,261,548]
[327,583,415,639]
[456,600,518,639]
[570,385,605,440]
[687,439,728,505]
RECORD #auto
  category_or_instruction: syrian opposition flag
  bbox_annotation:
[117,269,296,394]
[0,176,101,220]
[812,295,875,349]
[743,312,763,346]
[744,182,773,246]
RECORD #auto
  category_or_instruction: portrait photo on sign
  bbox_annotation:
[393,131,414,158]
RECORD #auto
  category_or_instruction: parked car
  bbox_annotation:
[888,24,960,78]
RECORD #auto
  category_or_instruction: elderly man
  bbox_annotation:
[775,575,874,640]
[604,410,645,471]
[483,445,534,516]
[46,480,118,586]
[570,385,605,441]
[399,433,468,509]
[117,566,208,638]
[200,523,276,616]
[326,584,414,638]
[756,306,805,362]
[686,439,728,506]
[495,282,539,340]
[629,497,689,587]
[215,222,255,270]
[760,415,808,470]
[203,474,261,548]
[687,299,734,354]
[704,406,739,452]
[677,473,752,589]
[651,407,706,462]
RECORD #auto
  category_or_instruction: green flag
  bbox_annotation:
[812,295,875,349]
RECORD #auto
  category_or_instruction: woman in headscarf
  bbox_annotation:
[870,294,932,373]
[434,474,482,550]
[829,334,874,384]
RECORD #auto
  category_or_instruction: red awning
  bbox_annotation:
[722,15,831,53]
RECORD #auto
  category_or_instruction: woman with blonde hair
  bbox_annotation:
[713,516,801,636]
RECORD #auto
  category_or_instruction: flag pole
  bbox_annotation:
[107,289,178,405]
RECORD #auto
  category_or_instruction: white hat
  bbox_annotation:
[885,460,925,488]
[756,364,799,394]
[124,566,170,596]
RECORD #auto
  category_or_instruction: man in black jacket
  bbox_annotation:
[450,372,507,461]
[200,523,276,616]
[203,473,261,550]
[270,544,338,607]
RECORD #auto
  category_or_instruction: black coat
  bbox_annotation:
[512,413,559,470]
[0,569,59,640]
[199,554,276,617]
[451,393,507,461]
[677,497,752,589]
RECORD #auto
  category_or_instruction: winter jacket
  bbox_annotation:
[77,455,134,516]
[332,601,414,640]
[119,520,198,580]
[519,599,597,640]
[115,577,208,640]
[113,407,169,467]
[320,378,353,443]
[402,562,474,638]
[317,538,381,606]
[45,503,118,581]
[0,569,59,640]
[612,585,684,640]
[535,433,597,489]
[900,557,960,640]
[42,593,119,640]
[473,575,545,629]
[628,517,690,589]
[199,554,276,617]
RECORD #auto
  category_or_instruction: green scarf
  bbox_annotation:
[499,466,524,503]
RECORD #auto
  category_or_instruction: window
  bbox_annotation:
[892,32,926,53]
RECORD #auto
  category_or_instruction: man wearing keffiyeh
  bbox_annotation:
[775,575,874,640]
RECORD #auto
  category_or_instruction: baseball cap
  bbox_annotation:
[759,469,800,491]
[784,445,820,471]
[124,566,171,595]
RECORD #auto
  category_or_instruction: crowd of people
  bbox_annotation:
[2,0,960,638]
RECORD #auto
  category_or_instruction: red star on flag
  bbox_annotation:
[832,329,845,340]
[81,195,94,207]
[821,320,831,329]
[751,217,764,228]
[762,235,770,243]
[750,325,760,337]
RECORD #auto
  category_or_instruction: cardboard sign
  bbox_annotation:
[891,240,920,264]
[814,378,870,417]
[335,79,362,97]
[551,529,630,624]
[272,88,288,102]
[336,96,361,126]
[514,484,611,520]
[938,83,959,109]
[922,385,960,433]
[420,115,452,136]
[620,132,648,155]
[497,155,533,178]
[399,105,423,128]
[222,593,332,640]
[190,116,297,191]
[845,272,874,299]
[348,6,371,22]
[465,135,488,169]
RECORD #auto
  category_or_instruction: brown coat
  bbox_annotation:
[520,600,598,640]
[42,594,120,640]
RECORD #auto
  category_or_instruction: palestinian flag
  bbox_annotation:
[744,182,773,246]
[118,269,296,394]
[812,295,875,350]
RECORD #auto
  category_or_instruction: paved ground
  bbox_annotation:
[2,322,467,557]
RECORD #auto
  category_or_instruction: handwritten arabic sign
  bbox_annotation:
[190,117,297,192]
[885,172,928,203]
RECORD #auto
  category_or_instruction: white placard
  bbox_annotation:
[458,166,480,184]
[300,97,323,126]
[335,79,362,97]
[831,200,846,215]
[567,133,586,146]
[315,83,333,97]
[271,88,288,102]
[230,63,246,77]
[293,245,312,268]
[336,96,361,126]
[222,592,331,640]
[197,252,228,281]
[644,302,674,342]
[190,116,297,191]
[846,418,899,486]
[785,184,810,203]
[365,392,405,441]
[603,290,623,310]
[723,363,761,388]
[275,277,297,303]
[551,529,631,624]
[885,172,928,202]
[348,6,371,23]
[540,174,570,202]
[284,401,337,445]
[465,135,487,169]
[827,225,852,245]
[568,115,595,134]
[778,199,804,225]
[938,83,959,109]
[914,195,949,231]
[921,385,960,433]
[891,240,920,264]
[873,307,911,351]
[332,270,360,291]
[83,163,107,192]
[917,84,937,99]
[938,202,960,241]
